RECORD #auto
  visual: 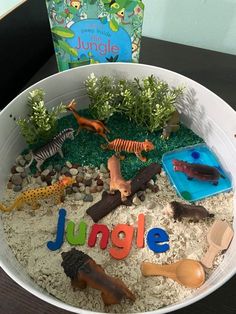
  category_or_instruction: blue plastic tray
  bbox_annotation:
[162,144,232,202]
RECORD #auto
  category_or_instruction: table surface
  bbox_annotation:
[1,36,236,314]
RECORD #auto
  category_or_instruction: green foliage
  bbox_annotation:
[17,89,67,146]
[85,74,183,132]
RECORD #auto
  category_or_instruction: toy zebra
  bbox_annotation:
[102,138,155,162]
[25,128,75,170]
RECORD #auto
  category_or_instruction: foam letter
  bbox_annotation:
[88,224,110,249]
[109,224,134,259]
[66,220,87,245]
[136,213,145,248]
[146,228,170,253]
[47,208,66,251]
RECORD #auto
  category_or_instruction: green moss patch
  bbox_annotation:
[26,109,203,179]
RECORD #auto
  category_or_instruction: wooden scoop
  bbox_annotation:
[141,259,205,288]
[201,220,234,268]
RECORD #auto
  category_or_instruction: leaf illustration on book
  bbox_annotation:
[58,40,78,57]
[106,55,119,62]
[109,18,119,31]
[99,16,108,24]
[51,26,75,38]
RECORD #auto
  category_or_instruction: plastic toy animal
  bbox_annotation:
[67,99,110,142]
[0,176,75,211]
[25,128,74,170]
[107,155,131,201]
[61,248,135,305]
[166,201,214,222]
[172,159,225,185]
[162,110,180,139]
[102,138,155,162]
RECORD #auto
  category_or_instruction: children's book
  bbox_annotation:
[45,0,145,71]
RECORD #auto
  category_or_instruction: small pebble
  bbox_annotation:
[103,183,109,191]
[133,195,141,206]
[66,187,73,195]
[11,174,23,185]
[84,178,92,187]
[41,169,50,177]
[18,159,26,167]
[70,168,78,176]
[76,174,84,183]
[20,171,27,179]
[83,194,93,202]
[96,186,103,192]
[16,166,24,173]
[36,177,43,185]
[72,186,79,193]
[13,185,22,192]
[146,188,152,193]
[79,185,85,192]
[24,153,32,161]
[90,186,97,193]
[74,192,84,201]
[147,202,156,210]
[11,165,17,174]
[100,164,107,173]
[64,172,72,178]
[96,178,104,186]
[7,182,13,189]
[47,165,53,172]
[66,161,72,168]
[85,186,90,194]
[61,167,69,174]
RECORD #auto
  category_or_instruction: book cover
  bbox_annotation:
[45,0,145,71]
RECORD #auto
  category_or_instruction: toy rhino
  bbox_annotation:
[172,159,225,185]
[61,248,135,305]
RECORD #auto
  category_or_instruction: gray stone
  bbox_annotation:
[79,185,85,192]
[66,187,73,195]
[20,171,27,179]
[100,163,107,173]
[36,176,43,185]
[96,186,103,192]
[74,192,84,201]
[133,195,141,206]
[90,186,97,193]
[85,186,91,194]
[11,174,23,185]
[18,159,26,167]
[41,169,50,177]
[24,153,32,161]
[66,161,72,168]
[103,183,110,191]
[84,178,92,187]
[13,185,22,192]
[69,168,78,176]
[83,194,93,202]
[147,202,156,210]
[61,167,69,174]
[72,186,79,193]
[16,166,24,173]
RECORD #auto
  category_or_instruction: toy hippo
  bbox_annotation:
[61,248,135,305]
[172,159,225,185]
[166,201,214,222]
[107,155,131,201]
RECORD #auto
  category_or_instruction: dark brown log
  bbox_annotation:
[86,163,161,222]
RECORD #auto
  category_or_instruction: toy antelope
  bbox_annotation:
[67,99,110,142]
[107,155,131,201]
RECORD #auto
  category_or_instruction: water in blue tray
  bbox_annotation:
[162,144,232,202]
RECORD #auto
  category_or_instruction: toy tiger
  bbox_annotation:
[102,139,155,162]
[0,176,75,212]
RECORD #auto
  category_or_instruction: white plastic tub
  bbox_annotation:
[0,63,235,314]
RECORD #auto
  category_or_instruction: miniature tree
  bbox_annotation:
[17,89,67,146]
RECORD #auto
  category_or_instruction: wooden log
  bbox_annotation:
[86,163,161,222]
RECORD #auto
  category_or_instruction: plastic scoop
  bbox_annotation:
[141,259,205,288]
[201,220,234,268]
